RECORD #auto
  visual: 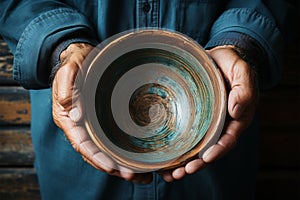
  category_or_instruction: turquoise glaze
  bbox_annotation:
[95,48,213,162]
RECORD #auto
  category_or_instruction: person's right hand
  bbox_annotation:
[52,43,153,184]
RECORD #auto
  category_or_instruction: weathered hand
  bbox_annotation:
[158,46,257,182]
[52,43,152,184]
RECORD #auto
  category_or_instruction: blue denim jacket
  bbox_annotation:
[0,1,290,200]
[0,0,286,90]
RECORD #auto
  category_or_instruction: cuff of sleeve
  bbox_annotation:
[13,8,98,89]
[205,31,265,69]
[49,38,98,85]
[204,8,284,89]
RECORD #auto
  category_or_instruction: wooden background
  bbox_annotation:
[0,37,299,199]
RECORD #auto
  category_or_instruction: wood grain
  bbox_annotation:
[0,168,40,200]
[0,40,16,85]
[0,87,31,125]
[0,127,34,166]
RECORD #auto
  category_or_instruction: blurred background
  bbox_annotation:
[0,20,299,200]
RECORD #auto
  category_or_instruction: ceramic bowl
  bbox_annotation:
[78,29,226,172]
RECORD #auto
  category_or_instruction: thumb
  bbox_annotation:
[54,62,79,110]
[227,60,255,119]
[207,46,256,119]
[227,83,249,119]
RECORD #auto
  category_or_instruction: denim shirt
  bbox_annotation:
[0,0,285,90]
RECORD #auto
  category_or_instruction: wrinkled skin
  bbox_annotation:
[52,43,257,184]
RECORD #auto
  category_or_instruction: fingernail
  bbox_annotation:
[69,107,81,122]
[202,145,214,160]
[233,104,243,118]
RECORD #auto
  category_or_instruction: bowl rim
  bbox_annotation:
[78,29,227,172]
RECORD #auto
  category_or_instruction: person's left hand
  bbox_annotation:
[158,45,257,182]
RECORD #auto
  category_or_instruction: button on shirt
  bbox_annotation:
[137,1,159,27]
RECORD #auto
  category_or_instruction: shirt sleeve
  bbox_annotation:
[205,0,287,90]
[0,1,98,89]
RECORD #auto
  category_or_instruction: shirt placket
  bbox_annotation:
[133,1,160,199]
[136,0,159,28]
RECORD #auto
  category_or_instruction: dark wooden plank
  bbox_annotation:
[0,127,34,166]
[0,87,31,125]
[0,168,40,200]
[256,170,300,200]
[0,40,16,85]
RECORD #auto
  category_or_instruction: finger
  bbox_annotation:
[81,140,116,173]
[202,120,241,163]
[69,93,84,122]
[172,167,186,180]
[202,135,236,163]
[185,158,206,174]
[69,105,83,122]
[157,170,175,182]
[117,165,136,181]
[114,165,153,184]
[71,125,155,182]
[81,155,103,171]
[63,123,117,173]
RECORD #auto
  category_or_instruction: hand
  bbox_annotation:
[52,43,152,184]
[158,46,257,182]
